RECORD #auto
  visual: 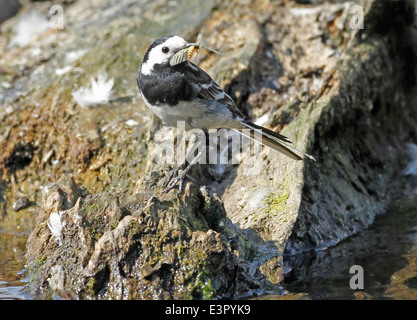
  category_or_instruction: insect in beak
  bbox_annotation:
[187,45,198,60]
[169,34,222,67]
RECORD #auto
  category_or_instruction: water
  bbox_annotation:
[0,225,33,300]
[281,197,417,299]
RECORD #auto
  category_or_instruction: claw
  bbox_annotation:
[162,163,185,188]
[161,133,206,194]
[162,165,200,194]
[163,170,187,194]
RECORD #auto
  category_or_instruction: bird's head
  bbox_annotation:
[140,35,196,75]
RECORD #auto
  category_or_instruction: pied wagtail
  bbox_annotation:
[137,35,314,193]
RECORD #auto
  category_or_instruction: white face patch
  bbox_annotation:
[141,36,188,75]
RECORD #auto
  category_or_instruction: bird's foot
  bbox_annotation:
[162,165,197,194]
[162,164,184,189]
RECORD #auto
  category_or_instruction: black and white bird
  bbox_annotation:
[137,35,314,193]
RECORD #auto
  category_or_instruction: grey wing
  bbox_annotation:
[184,62,246,119]
[197,81,232,105]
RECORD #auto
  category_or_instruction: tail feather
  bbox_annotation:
[245,121,292,144]
[239,121,316,161]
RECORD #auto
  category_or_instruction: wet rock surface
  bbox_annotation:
[0,0,416,299]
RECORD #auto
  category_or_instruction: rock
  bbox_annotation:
[12,196,31,211]
[0,0,416,299]
[285,0,417,252]
[25,172,264,299]
[0,0,21,24]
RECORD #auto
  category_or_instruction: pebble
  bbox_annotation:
[12,196,31,212]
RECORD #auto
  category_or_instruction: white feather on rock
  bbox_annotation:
[72,73,114,108]
[47,211,66,246]
[10,10,49,47]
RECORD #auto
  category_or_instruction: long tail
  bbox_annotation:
[238,121,316,161]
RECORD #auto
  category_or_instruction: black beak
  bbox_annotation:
[180,42,198,51]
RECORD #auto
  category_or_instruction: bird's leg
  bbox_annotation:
[163,133,206,194]
[162,160,186,188]
[174,150,204,194]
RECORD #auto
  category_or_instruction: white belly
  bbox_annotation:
[140,91,236,130]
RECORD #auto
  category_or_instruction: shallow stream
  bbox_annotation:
[280,196,417,299]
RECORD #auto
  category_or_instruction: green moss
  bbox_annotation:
[38,255,48,265]
[176,242,185,257]
[244,239,254,254]
[249,178,296,239]
[86,277,96,292]
[85,202,99,215]
[265,188,290,214]
[269,174,294,213]
[259,257,283,284]
[192,272,214,300]
[110,219,119,230]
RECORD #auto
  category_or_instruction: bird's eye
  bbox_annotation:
[162,46,170,54]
